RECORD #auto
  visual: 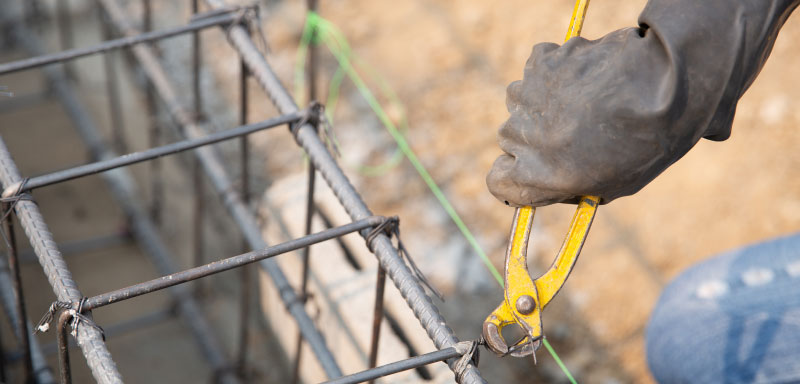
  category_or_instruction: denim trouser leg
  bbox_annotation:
[646,233,800,384]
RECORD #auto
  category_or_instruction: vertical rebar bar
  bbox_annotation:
[22,0,43,29]
[98,6,128,153]
[143,0,163,226]
[235,53,252,376]
[202,11,485,380]
[102,0,341,375]
[292,2,319,381]
[366,267,386,384]
[55,0,75,80]
[3,21,123,384]
[190,0,206,298]
[3,205,33,382]
[57,311,72,384]
[0,327,6,384]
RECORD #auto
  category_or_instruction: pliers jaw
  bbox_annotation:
[482,297,543,357]
[482,196,599,357]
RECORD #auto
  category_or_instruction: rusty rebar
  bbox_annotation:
[367,267,387,383]
[2,205,33,382]
[200,0,486,380]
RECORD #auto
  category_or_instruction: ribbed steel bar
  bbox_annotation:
[55,0,75,80]
[0,328,5,383]
[16,232,130,264]
[36,308,174,357]
[235,52,251,374]
[2,113,299,196]
[0,12,238,76]
[191,0,206,297]
[98,5,128,153]
[323,346,464,384]
[143,0,163,226]
[0,139,121,384]
[0,240,55,384]
[2,207,33,381]
[99,0,343,377]
[56,311,72,384]
[201,1,486,381]
[82,217,384,311]
[0,23,123,384]
[7,20,239,384]
[292,1,320,381]
[366,267,386,384]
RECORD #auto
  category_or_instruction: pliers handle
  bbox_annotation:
[482,196,599,356]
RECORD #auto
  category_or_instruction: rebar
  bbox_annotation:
[37,308,174,357]
[98,5,128,153]
[55,0,75,79]
[0,239,55,384]
[56,311,72,384]
[191,0,206,297]
[143,0,162,226]
[0,134,121,384]
[82,217,384,311]
[201,1,486,381]
[293,1,320,380]
[0,12,238,76]
[5,18,238,384]
[366,267,387,383]
[323,345,464,384]
[0,1,494,382]
[235,51,252,374]
[98,0,343,377]
[2,206,33,382]
[0,22,123,381]
[4,113,300,196]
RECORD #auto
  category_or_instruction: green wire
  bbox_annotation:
[311,13,504,287]
[543,338,578,384]
[296,11,577,383]
[295,12,406,176]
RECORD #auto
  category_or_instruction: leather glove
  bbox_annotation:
[487,0,799,207]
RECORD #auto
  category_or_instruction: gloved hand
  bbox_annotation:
[487,0,799,207]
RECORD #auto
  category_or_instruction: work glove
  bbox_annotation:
[487,0,799,207]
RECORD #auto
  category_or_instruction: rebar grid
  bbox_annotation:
[0,1,487,383]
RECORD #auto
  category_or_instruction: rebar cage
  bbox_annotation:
[0,0,487,383]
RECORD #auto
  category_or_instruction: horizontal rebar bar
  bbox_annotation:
[201,1,486,381]
[0,11,238,76]
[322,346,464,384]
[2,112,300,196]
[83,216,385,310]
[98,0,343,377]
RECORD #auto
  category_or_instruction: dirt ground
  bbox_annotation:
[242,0,800,382]
[2,0,800,383]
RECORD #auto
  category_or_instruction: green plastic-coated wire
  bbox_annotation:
[543,338,578,384]
[295,11,577,383]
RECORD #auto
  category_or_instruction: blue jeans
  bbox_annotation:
[646,233,800,384]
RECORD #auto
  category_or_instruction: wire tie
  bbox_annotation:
[34,298,105,340]
[453,339,481,382]
[366,216,444,301]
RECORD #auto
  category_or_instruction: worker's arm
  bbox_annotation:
[487,0,799,207]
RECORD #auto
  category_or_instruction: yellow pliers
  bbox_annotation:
[482,197,598,356]
[482,0,595,357]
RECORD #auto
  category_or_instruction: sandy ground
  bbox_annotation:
[2,0,800,383]
[240,0,800,382]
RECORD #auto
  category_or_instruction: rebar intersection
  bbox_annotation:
[0,1,487,383]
